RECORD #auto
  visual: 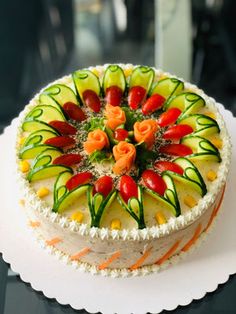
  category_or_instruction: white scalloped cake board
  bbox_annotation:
[0,104,235,314]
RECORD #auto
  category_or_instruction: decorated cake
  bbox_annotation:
[16,64,231,276]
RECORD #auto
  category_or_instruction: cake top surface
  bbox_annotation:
[16,64,231,240]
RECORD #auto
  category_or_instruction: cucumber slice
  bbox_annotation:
[177,114,220,137]
[43,84,78,106]
[53,171,72,204]
[150,77,184,99]
[22,118,58,133]
[162,174,181,216]
[87,185,117,227]
[39,94,63,111]
[129,66,154,93]
[171,157,207,196]
[117,186,146,229]
[73,69,101,104]
[28,164,72,182]
[53,184,90,213]
[31,148,62,169]
[26,105,66,123]
[165,92,205,118]
[102,64,126,94]
[144,187,177,216]
[24,129,59,147]
[92,190,117,227]
[181,135,221,162]
[19,144,58,159]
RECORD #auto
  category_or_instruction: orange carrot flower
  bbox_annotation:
[134,119,158,149]
[105,104,126,130]
[113,141,136,175]
[84,129,109,154]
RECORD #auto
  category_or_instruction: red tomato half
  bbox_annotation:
[141,169,167,196]
[94,175,113,198]
[120,175,138,203]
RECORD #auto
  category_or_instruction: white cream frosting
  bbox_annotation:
[14,63,231,244]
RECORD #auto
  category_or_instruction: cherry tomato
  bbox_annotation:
[141,94,165,115]
[53,153,82,166]
[154,160,184,175]
[163,124,193,140]
[82,89,101,113]
[63,102,86,122]
[114,128,129,141]
[157,108,182,127]
[141,169,167,196]
[44,136,75,148]
[159,144,193,156]
[94,175,113,198]
[66,172,93,191]
[106,86,123,106]
[49,120,77,135]
[128,86,146,110]
[120,175,138,203]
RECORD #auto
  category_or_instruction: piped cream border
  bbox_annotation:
[14,64,232,242]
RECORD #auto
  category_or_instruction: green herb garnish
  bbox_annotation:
[89,150,114,163]
[121,107,143,130]
[83,117,105,132]
[135,142,158,174]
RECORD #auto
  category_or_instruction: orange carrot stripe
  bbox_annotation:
[98,251,121,270]
[181,223,202,252]
[205,185,226,232]
[46,237,62,246]
[155,240,181,265]
[70,247,91,261]
[29,221,41,228]
[130,247,152,270]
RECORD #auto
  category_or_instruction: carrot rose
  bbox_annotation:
[105,104,126,130]
[113,141,136,175]
[134,119,158,149]
[84,129,109,154]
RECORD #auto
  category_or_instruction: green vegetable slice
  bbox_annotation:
[170,157,207,196]
[24,129,59,147]
[150,77,184,100]
[87,186,117,227]
[39,94,63,111]
[73,69,101,104]
[53,171,72,204]
[102,64,126,94]
[177,114,220,136]
[42,84,78,106]
[181,135,221,162]
[117,186,146,229]
[164,92,205,119]
[129,66,154,93]
[162,174,181,216]
[22,118,58,133]
[19,144,59,159]
[31,148,62,169]
[143,187,177,217]
[53,184,89,213]
[26,105,66,123]
[28,164,72,182]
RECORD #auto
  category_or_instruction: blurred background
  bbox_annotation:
[1,0,236,132]
[1,0,236,313]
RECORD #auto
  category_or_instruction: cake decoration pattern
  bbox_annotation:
[15,64,231,275]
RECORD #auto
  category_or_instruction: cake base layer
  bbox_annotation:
[22,185,225,272]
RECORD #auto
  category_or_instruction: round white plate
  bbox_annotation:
[0,104,236,314]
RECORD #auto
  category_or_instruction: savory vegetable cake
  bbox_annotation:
[16,64,231,276]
